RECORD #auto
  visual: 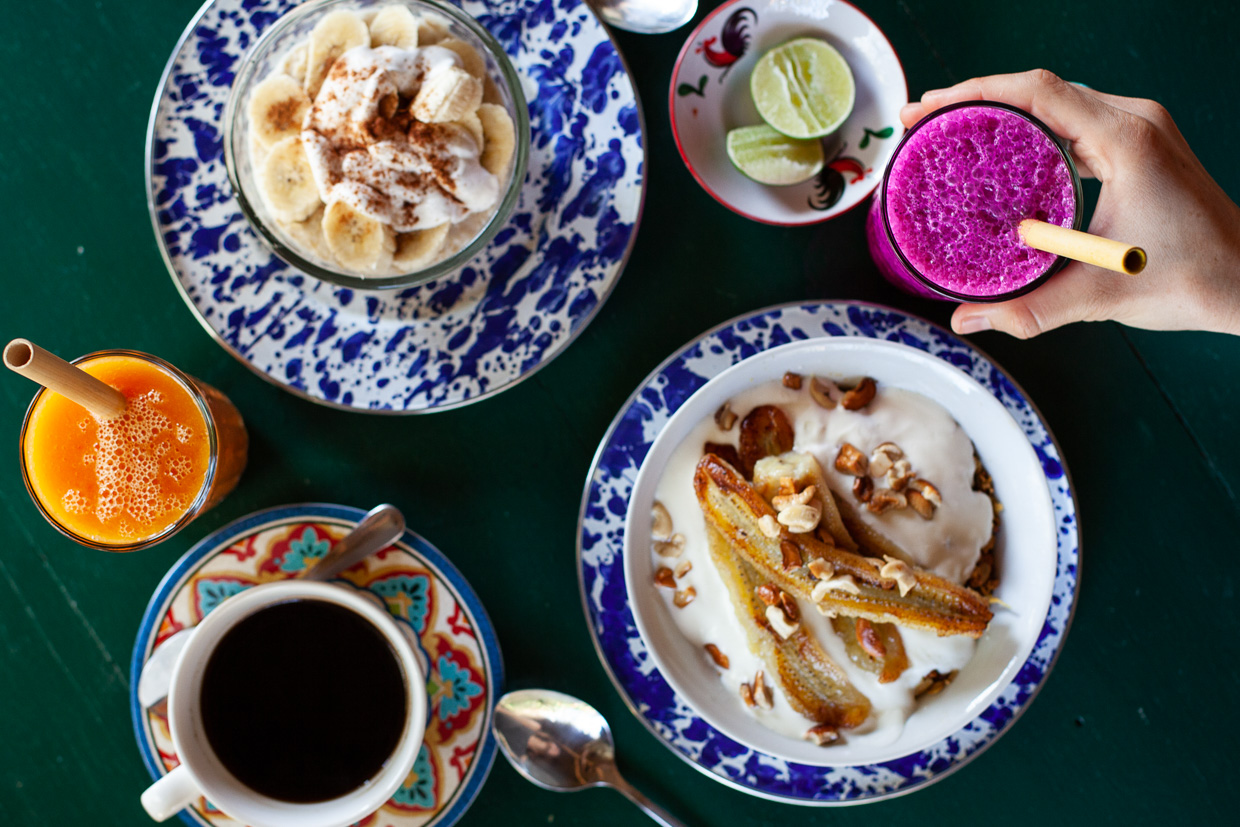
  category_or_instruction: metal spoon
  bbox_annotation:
[493,689,687,827]
[137,504,406,712]
[586,0,697,34]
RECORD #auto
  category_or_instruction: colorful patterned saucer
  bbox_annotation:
[670,0,907,225]
[146,0,645,413]
[576,301,1080,805]
[130,504,503,827]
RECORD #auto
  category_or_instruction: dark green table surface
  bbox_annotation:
[2,0,1238,824]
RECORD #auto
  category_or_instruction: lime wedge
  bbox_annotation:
[750,38,855,139]
[726,124,824,186]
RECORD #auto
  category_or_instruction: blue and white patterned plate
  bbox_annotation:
[146,0,645,413]
[576,301,1080,805]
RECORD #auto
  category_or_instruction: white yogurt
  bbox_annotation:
[301,45,498,232]
[652,380,991,744]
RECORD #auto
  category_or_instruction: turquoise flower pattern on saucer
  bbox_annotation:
[278,526,330,571]
[131,504,503,827]
[437,656,485,720]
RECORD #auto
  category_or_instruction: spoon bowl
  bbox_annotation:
[494,689,686,827]
[587,0,697,34]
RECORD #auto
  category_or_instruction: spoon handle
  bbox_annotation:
[303,504,405,581]
[609,779,687,827]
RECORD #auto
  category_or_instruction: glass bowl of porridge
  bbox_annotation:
[224,0,528,290]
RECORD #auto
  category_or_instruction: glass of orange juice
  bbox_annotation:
[18,350,248,551]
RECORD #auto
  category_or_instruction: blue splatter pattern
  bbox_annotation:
[577,302,1080,805]
[148,0,643,412]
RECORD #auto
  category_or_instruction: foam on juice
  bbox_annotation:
[87,390,197,533]
[885,106,1076,296]
[23,355,212,545]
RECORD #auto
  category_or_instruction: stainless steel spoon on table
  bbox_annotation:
[493,689,687,827]
[137,504,407,713]
[586,0,698,34]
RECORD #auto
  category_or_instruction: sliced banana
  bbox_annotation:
[477,103,516,177]
[279,44,308,86]
[482,77,505,106]
[455,110,485,153]
[305,10,370,98]
[248,74,311,148]
[417,14,450,45]
[278,205,330,261]
[393,223,451,270]
[322,199,396,272]
[437,37,487,80]
[258,137,322,222]
[412,65,482,123]
[369,5,419,49]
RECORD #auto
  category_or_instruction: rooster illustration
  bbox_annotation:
[695,7,758,79]
[809,150,870,211]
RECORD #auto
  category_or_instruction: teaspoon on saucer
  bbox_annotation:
[137,504,406,713]
[493,689,688,827]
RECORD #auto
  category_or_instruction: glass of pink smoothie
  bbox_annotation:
[866,101,1083,301]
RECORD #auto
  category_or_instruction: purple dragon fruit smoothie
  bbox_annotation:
[867,102,1081,301]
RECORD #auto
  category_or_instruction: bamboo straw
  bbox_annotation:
[3,339,127,419]
[1018,219,1147,275]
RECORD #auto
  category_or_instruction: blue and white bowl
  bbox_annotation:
[624,335,1056,767]
[578,302,1080,804]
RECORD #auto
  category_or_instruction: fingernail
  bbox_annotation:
[899,102,921,121]
[921,88,948,102]
[955,314,992,335]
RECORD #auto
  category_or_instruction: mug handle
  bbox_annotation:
[141,765,201,821]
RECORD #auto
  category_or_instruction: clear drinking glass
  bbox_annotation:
[865,101,1084,302]
[20,350,248,552]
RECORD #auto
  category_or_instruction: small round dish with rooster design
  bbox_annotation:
[670,0,907,225]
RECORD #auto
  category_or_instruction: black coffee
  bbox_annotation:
[200,599,408,803]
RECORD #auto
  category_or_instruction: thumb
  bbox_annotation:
[950,265,1094,338]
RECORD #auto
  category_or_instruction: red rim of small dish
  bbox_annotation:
[668,0,909,227]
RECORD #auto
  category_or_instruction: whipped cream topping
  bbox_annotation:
[652,380,992,744]
[301,45,498,232]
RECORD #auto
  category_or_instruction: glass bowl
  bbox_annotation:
[223,0,529,291]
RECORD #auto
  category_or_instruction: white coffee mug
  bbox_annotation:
[139,580,427,827]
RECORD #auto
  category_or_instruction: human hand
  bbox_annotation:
[900,69,1240,338]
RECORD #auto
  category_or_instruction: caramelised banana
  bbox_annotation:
[477,103,515,177]
[322,199,396,272]
[305,9,370,97]
[368,5,419,49]
[753,452,856,552]
[248,74,311,148]
[412,65,483,123]
[830,616,910,684]
[694,454,993,638]
[832,491,915,564]
[258,137,321,222]
[704,525,871,730]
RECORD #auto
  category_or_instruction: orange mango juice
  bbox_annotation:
[21,353,246,548]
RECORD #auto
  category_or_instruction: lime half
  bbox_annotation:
[751,38,855,139]
[726,124,824,186]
